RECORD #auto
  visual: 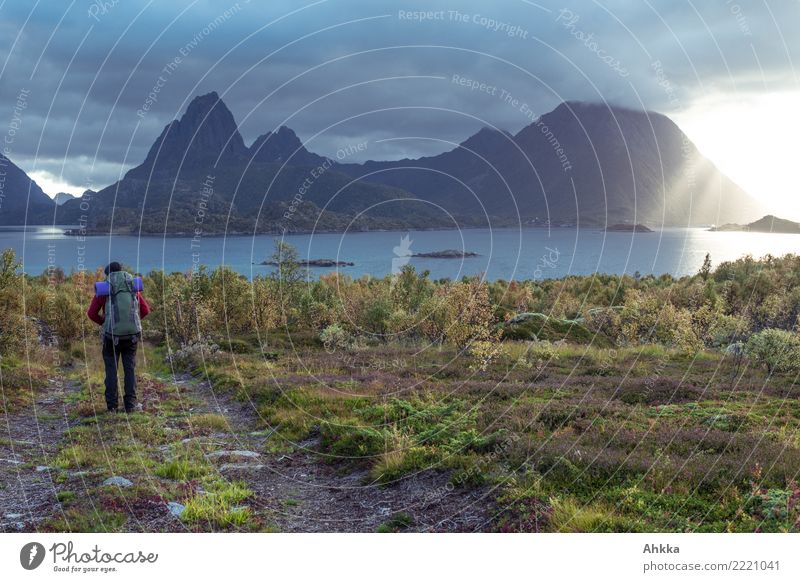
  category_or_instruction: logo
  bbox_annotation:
[391,234,413,276]
[20,542,46,570]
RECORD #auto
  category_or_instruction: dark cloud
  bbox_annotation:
[1,0,797,194]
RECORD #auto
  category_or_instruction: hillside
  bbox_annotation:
[0,92,763,233]
[338,101,762,226]
[0,154,56,225]
[710,214,800,233]
[56,92,451,235]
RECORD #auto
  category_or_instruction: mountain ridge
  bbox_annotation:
[0,91,764,232]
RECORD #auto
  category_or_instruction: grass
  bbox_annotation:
[185,335,800,532]
[56,491,77,505]
[21,318,800,533]
[155,457,209,480]
[181,480,254,528]
[186,413,229,434]
[548,497,628,532]
[377,512,415,532]
[46,508,127,533]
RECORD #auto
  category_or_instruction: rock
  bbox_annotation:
[0,458,23,465]
[35,466,50,472]
[605,223,653,232]
[103,476,133,487]
[411,249,479,259]
[262,259,354,268]
[167,502,186,517]
[4,513,23,519]
[206,450,261,459]
[249,429,275,437]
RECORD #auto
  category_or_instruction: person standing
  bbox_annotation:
[87,262,151,413]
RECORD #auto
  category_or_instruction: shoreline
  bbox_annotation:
[12,222,725,239]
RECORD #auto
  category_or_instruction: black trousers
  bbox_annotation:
[102,335,139,411]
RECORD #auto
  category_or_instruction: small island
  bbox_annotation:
[411,249,480,259]
[709,215,800,234]
[261,259,354,267]
[605,223,653,232]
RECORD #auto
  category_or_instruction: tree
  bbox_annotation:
[745,329,800,375]
[699,253,712,281]
[420,279,498,349]
[268,240,306,323]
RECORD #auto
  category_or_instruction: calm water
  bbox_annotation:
[1,225,798,281]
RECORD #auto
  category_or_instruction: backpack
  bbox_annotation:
[103,271,143,339]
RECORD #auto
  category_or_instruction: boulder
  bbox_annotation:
[102,476,133,488]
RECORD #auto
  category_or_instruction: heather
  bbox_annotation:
[2,247,800,532]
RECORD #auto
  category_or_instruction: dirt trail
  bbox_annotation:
[183,378,493,532]
[0,378,81,532]
[1,371,494,532]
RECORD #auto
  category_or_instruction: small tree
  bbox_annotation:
[268,240,305,323]
[268,240,304,287]
[699,253,712,281]
[745,329,800,375]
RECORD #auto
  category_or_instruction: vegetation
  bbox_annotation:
[3,246,800,531]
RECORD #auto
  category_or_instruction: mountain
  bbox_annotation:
[337,101,761,226]
[54,192,76,206]
[710,214,800,233]
[249,126,327,167]
[54,93,761,235]
[0,154,56,225]
[58,92,445,234]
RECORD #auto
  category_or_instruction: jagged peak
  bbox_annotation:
[130,91,247,176]
[248,125,325,166]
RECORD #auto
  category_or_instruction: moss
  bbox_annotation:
[377,512,415,532]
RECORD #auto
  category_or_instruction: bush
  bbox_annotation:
[167,339,222,371]
[0,249,26,355]
[745,329,800,375]
[420,280,497,348]
[320,323,353,352]
[503,312,608,346]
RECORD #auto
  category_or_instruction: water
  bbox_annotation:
[1,225,798,281]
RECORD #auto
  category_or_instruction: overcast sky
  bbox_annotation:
[1,0,798,216]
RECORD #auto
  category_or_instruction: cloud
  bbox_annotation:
[0,0,797,194]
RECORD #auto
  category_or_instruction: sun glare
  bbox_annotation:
[675,90,800,222]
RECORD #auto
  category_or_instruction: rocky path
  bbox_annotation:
[0,377,81,531]
[184,378,492,532]
[1,372,493,532]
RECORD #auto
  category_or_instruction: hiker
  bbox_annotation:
[87,262,151,413]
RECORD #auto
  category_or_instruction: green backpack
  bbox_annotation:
[103,271,143,339]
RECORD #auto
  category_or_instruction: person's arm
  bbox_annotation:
[138,293,151,319]
[87,295,106,325]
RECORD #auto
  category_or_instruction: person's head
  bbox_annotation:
[104,261,122,276]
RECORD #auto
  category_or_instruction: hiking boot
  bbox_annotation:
[124,403,143,414]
